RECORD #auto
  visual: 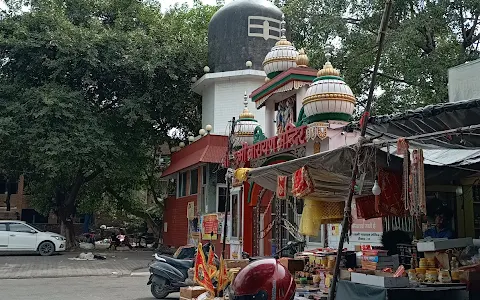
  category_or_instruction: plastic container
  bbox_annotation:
[419,258,428,268]
[438,270,451,283]
[426,270,438,283]
[416,268,426,282]
[408,269,417,282]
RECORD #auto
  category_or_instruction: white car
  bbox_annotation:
[0,220,66,256]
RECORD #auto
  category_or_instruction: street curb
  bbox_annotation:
[0,273,130,280]
[0,265,151,280]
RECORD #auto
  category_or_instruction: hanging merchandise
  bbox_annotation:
[277,175,288,199]
[397,138,410,212]
[356,169,406,219]
[291,166,314,198]
[409,149,426,217]
[299,197,344,236]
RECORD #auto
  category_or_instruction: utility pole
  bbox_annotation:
[222,117,236,258]
[328,1,393,300]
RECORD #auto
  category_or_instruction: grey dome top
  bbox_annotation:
[208,0,283,73]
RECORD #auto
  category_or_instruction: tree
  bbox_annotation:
[280,0,480,115]
[0,0,217,248]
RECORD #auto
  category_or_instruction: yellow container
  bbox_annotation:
[419,258,428,268]
[427,258,436,268]
[426,270,438,283]
[327,258,336,270]
[451,270,460,282]
[321,257,328,268]
[416,268,426,282]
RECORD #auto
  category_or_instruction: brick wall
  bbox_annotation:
[163,195,196,248]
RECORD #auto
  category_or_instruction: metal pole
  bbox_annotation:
[222,117,236,258]
[328,1,393,299]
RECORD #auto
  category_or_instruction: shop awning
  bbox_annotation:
[364,98,480,148]
[246,146,367,201]
[246,145,480,198]
[161,134,228,177]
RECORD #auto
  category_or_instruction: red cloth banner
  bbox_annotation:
[277,175,287,199]
[356,169,406,219]
[291,166,314,198]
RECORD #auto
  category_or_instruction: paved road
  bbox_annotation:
[0,251,154,279]
[0,276,180,300]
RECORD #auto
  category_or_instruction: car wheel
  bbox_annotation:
[38,241,55,256]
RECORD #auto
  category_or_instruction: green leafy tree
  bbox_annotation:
[0,0,217,247]
[280,0,480,115]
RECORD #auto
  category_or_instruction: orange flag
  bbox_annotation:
[217,255,229,294]
[207,244,217,277]
[194,243,215,295]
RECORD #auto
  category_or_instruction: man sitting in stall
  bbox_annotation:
[424,206,454,239]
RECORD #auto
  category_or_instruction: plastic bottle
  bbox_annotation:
[450,257,460,283]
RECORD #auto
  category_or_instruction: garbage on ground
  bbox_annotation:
[68,252,107,261]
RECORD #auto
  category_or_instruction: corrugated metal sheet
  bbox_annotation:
[381,146,480,166]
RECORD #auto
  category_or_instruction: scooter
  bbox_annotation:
[147,242,217,299]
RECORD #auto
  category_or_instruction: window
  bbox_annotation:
[217,185,227,212]
[9,223,32,233]
[0,224,6,231]
[190,169,198,195]
[178,172,187,197]
[231,193,240,238]
[202,165,207,185]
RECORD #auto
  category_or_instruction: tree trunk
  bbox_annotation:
[60,215,76,249]
[146,217,161,248]
[56,191,78,249]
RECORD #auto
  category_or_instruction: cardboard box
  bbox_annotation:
[417,238,473,252]
[279,257,305,274]
[225,259,250,269]
[340,269,352,281]
[351,271,409,288]
[180,286,207,299]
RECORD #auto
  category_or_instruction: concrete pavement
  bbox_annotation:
[0,251,154,279]
[0,276,180,300]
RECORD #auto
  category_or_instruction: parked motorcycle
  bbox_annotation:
[147,242,217,299]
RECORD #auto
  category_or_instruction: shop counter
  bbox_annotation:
[336,280,475,300]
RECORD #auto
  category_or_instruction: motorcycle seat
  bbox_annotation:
[159,255,194,269]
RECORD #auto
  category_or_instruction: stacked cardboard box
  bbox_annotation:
[361,250,399,271]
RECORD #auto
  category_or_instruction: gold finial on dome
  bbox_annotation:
[296,48,309,67]
[275,14,292,46]
[317,44,341,77]
[239,91,255,119]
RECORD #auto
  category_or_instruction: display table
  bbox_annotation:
[336,280,473,300]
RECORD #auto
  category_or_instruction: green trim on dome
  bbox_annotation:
[253,74,317,102]
[305,112,352,123]
[267,71,282,79]
[313,75,344,82]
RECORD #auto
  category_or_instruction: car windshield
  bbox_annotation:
[27,223,45,232]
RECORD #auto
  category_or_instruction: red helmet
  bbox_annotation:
[230,258,296,300]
